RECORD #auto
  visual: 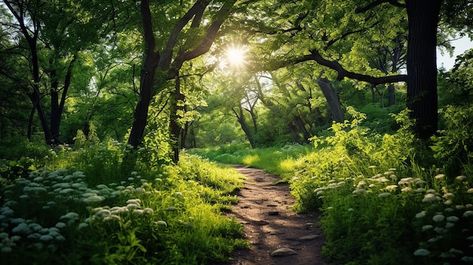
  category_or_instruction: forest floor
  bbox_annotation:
[225,166,326,265]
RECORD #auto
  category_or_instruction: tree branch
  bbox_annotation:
[158,0,211,69]
[140,0,157,62]
[174,0,237,65]
[258,50,407,85]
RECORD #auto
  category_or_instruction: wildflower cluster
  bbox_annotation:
[412,174,473,263]
[0,169,154,254]
[0,153,245,264]
[314,168,473,264]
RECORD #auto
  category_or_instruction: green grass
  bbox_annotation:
[189,144,312,176]
[0,143,247,265]
[190,108,473,265]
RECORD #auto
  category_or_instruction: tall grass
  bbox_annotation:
[0,141,247,265]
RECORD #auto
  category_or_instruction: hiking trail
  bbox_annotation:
[226,166,326,265]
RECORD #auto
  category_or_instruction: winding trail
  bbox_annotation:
[227,166,326,265]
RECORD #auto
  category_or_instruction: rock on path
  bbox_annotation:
[223,166,326,265]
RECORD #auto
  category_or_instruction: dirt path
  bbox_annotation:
[227,166,326,265]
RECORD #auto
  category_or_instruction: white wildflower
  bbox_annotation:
[415,188,425,193]
[446,216,459,222]
[464,211,473,218]
[352,188,366,195]
[39,235,53,241]
[413,248,430,256]
[461,256,473,263]
[103,215,121,222]
[55,222,66,229]
[446,222,455,229]
[415,211,427,219]
[133,209,144,215]
[27,233,41,240]
[422,225,433,231]
[29,223,42,232]
[143,208,154,214]
[401,187,412,193]
[83,195,104,204]
[422,193,438,203]
[12,223,30,234]
[156,220,167,226]
[10,218,25,224]
[60,212,79,222]
[433,214,445,222]
[126,204,139,210]
[449,248,464,256]
[456,175,467,182]
[398,178,413,186]
[126,199,141,205]
[443,193,455,200]
[378,192,391,198]
[95,209,111,218]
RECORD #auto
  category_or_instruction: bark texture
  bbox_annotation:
[406,0,442,139]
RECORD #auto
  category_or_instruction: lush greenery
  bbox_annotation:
[191,144,312,176]
[1,0,473,264]
[196,105,473,264]
[0,142,245,264]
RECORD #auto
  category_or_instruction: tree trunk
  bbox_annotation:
[233,107,256,148]
[127,65,157,147]
[317,78,344,122]
[180,121,190,149]
[189,125,197,148]
[293,115,311,143]
[169,74,184,163]
[30,43,53,145]
[27,105,35,140]
[287,122,301,143]
[387,84,395,106]
[50,73,60,143]
[50,54,77,143]
[127,0,158,148]
[406,0,442,139]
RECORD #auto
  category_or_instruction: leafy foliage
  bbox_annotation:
[0,148,245,264]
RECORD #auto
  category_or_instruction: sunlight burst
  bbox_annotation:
[220,45,248,70]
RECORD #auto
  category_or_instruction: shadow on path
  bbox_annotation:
[223,166,326,265]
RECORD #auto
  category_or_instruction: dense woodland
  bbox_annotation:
[1,0,473,264]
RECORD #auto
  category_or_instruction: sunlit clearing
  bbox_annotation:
[220,45,248,70]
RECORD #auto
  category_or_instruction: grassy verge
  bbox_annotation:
[191,109,473,265]
[189,144,312,176]
[0,144,246,265]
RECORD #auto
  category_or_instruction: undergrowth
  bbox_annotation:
[195,106,473,265]
[0,142,246,265]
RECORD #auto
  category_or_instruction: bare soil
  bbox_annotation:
[225,166,326,265]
